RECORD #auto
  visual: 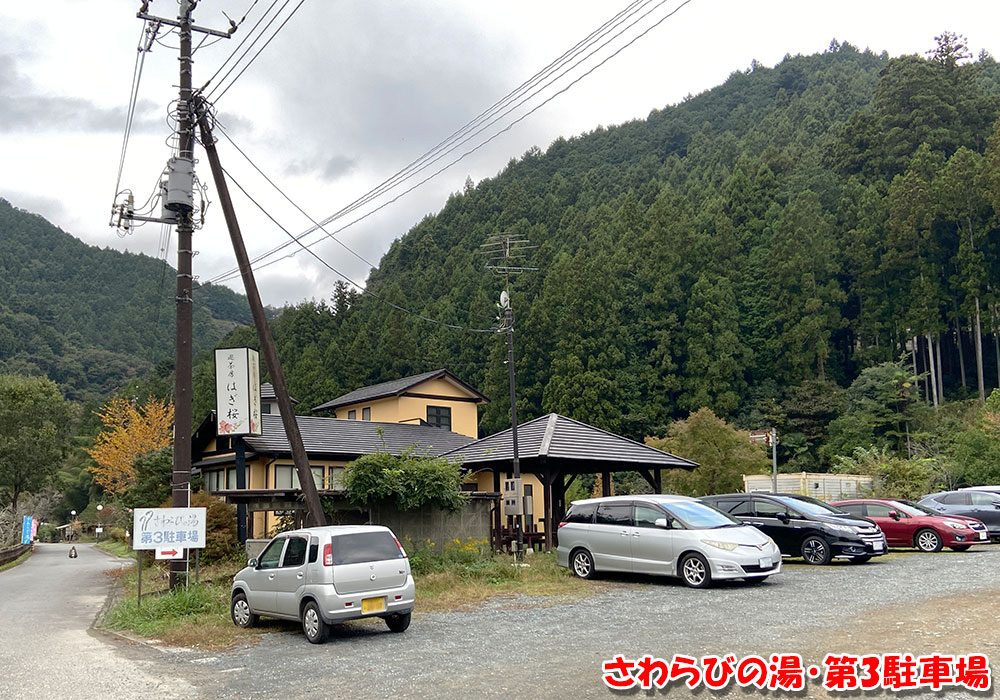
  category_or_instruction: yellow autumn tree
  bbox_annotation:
[87,397,174,495]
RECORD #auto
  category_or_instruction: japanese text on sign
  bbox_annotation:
[132,507,207,550]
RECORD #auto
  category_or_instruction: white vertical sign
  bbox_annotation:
[215,347,262,436]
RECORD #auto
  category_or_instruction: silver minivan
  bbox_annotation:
[231,525,415,643]
[555,495,782,588]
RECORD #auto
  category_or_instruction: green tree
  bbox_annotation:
[646,408,768,496]
[0,375,75,510]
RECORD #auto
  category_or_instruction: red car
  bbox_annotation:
[831,499,989,552]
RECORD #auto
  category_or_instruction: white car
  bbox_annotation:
[231,525,414,643]
[555,494,782,588]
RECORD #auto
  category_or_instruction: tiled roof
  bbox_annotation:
[311,369,488,412]
[244,414,473,458]
[260,383,298,404]
[442,413,697,468]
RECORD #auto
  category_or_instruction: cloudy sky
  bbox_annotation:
[2,0,999,307]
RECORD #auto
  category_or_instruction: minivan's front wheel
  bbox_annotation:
[801,535,832,565]
[302,600,329,644]
[231,592,258,628]
[915,528,943,553]
[385,612,411,633]
[571,549,595,579]
[680,553,712,588]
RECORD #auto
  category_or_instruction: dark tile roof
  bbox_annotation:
[260,383,298,404]
[244,414,473,458]
[442,413,698,469]
[311,369,488,412]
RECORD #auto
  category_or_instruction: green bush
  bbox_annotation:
[36,523,59,542]
[344,443,468,512]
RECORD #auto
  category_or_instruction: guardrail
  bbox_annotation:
[0,543,31,567]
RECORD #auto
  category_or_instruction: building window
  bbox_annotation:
[261,403,271,414]
[362,407,371,421]
[274,465,294,489]
[426,405,451,430]
[226,467,237,489]
[347,410,356,420]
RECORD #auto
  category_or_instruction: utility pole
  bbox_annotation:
[195,101,326,528]
[483,233,536,559]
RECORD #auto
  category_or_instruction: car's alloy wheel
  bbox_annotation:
[915,528,943,553]
[230,593,257,628]
[801,536,832,565]
[571,549,595,579]
[680,553,711,588]
[302,601,329,644]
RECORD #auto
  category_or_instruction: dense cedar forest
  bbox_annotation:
[5,39,1000,480]
[188,39,1000,473]
[0,199,252,402]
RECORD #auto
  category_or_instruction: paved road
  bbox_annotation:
[3,544,999,699]
[0,543,199,700]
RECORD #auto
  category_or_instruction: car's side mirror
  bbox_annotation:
[776,512,790,523]
[654,517,670,529]
[888,511,900,520]
[247,558,258,568]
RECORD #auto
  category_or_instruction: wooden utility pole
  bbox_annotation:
[169,0,196,590]
[195,104,326,527]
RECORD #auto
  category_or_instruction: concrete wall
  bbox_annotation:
[369,498,493,549]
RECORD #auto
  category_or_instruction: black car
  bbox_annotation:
[699,493,887,565]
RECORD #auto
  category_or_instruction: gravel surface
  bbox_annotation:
[181,548,1000,699]
[5,543,999,699]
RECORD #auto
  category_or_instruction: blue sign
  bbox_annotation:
[20,516,33,545]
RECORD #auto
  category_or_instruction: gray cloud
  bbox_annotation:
[283,154,357,181]
[0,53,159,133]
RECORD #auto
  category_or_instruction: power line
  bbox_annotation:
[206,0,692,283]
[218,163,498,333]
[198,0,280,94]
[112,19,156,208]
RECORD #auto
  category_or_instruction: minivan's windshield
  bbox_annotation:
[661,500,741,529]
[775,495,847,516]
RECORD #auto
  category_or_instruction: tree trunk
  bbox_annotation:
[974,296,985,403]
[912,336,923,404]
[936,332,945,402]
[926,332,939,407]
[952,304,967,389]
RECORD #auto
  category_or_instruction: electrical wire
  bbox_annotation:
[198,0,278,94]
[207,0,693,283]
[219,165,498,333]
[112,20,154,210]
[211,0,307,103]
[208,0,663,278]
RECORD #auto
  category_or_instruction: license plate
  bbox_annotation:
[873,541,884,551]
[758,557,772,569]
[362,597,386,614]
[979,533,988,540]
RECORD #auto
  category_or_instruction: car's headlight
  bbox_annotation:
[701,539,738,552]
[828,524,857,533]
[945,522,968,530]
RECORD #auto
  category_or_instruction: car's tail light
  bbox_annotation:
[323,543,333,566]
[393,536,408,558]
[558,521,568,528]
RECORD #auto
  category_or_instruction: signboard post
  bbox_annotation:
[20,516,33,545]
[750,429,779,492]
[215,347,262,437]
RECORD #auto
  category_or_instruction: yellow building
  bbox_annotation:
[192,370,486,538]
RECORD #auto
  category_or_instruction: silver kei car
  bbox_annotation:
[231,525,415,644]
[555,495,782,588]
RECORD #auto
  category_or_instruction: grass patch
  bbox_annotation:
[0,548,32,573]
[100,538,602,648]
[95,540,132,559]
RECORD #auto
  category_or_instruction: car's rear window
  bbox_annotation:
[564,503,596,523]
[330,532,403,565]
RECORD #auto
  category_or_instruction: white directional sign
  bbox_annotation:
[132,507,207,551]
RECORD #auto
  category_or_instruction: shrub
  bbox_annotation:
[344,443,467,512]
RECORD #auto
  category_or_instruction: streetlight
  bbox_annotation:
[96,504,104,542]
[70,510,77,542]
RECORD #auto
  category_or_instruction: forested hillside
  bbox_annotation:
[0,199,252,401]
[194,39,1000,471]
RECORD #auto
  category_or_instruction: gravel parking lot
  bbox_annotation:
[129,546,1000,699]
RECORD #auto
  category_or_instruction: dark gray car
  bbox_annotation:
[918,490,1000,538]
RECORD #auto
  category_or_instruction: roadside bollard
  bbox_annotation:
[68,546,77,559]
